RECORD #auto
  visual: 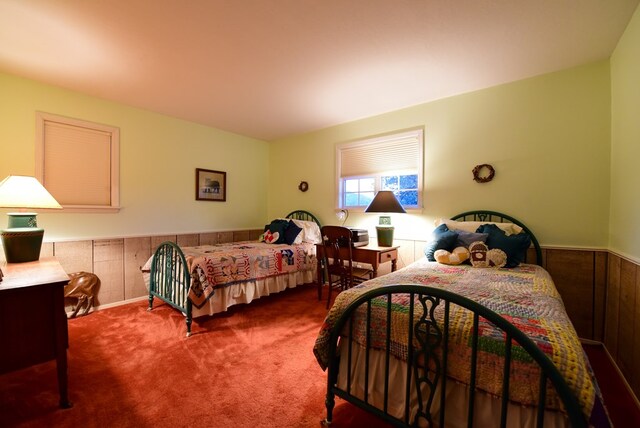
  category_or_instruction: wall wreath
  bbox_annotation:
[472,164,495,183]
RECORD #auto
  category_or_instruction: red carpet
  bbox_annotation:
[0,285,390,428]
[1,285,636,427]
[583,343,640,428]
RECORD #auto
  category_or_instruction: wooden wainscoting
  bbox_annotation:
[0,229,264,310]
[604,253,640,400]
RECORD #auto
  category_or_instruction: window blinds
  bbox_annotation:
[43,120,112,206]
[340,130,422,178]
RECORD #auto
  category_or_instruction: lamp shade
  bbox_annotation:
[364,191,406,214]
[0,175,62,209]
[0,175,61,263]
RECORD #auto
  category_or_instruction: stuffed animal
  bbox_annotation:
[434,246,470,265]
[469,241,507,268]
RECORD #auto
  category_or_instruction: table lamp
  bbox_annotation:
[364,190,406,247]
[0,175,62,263]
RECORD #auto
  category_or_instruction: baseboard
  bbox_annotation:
[582,340,640,409]
[66,295,148,317]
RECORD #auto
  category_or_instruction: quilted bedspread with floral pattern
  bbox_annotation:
[313,259,610,426]
[182,242,316,308]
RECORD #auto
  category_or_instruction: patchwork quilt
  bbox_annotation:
[182,242,317,308]
[313,259,610,426]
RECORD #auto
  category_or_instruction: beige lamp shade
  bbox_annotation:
[0,175,61,263]
[0,175,62,209]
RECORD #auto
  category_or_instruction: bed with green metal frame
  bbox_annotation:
[147,210,321,336]
[314,210,609,428]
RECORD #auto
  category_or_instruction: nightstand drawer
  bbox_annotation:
[379,249,398,264]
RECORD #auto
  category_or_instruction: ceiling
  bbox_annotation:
[0,1,638,141]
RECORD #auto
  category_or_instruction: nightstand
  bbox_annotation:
[0,257,71,408]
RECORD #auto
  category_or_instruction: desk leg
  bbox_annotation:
[391,259,397,272]
[54,288,72,409]
[317,259,323,301]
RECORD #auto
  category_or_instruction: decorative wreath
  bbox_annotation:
[472,164,495,183]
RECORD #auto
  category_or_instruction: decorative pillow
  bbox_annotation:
[283,220,303,245]
[424,224,459,262]
[434,246,470,265]
[435,219,523,236]
[267,219,289,244]
[283,218,322,244]
[262,230,280,244]
[469,241,507,268]
[476,224,531,268]
[455,231,489,248]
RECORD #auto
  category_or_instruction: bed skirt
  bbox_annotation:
[337,344,569,428]
[143,269,315,317]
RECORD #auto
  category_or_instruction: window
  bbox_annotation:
[36,112,120,212]
[337,128,423,210]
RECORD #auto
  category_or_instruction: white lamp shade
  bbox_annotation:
[0,175,62,209]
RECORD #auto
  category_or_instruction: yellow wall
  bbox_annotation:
[269,61,611,247]
[0,72,269,241]
[610,5,640,261]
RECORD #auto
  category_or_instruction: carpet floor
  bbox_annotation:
[0,285,637,427]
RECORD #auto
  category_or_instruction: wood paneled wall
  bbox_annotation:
[604,253,640,400]
[3,229,264,309]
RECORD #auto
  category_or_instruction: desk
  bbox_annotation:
[0,257,71,408]
[315,244,399,300]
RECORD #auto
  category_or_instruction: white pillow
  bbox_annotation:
[283,218,322,244]
[435,218,523,236]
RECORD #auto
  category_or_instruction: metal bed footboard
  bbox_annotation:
[323,285,586,428]
[148,241,193,336]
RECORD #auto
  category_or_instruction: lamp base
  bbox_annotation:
[1,228,44,263]
[376,226,394,247]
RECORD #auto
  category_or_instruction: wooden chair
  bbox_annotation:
[320,226,373,308]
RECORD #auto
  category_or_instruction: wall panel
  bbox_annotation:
[54,240,93,273]
[633,270,640,398]
[545,249,594,339]
[150,235,176,253]
[593,252,608,341]
[93,239,124,305]
[617,260,637,379]
[124,237,151,300]
[605,255,621,360]
[177,234,199,247]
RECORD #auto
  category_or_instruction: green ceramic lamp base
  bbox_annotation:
[376,226,394,247]
[2,213,44,263]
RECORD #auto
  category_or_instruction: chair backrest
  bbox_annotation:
[320,226,354,273]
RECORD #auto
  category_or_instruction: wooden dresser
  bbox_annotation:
[0,257,71,408]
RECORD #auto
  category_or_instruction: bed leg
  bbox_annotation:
[147,295,154,311]
[186,315,192,337]
[323,393,334,426]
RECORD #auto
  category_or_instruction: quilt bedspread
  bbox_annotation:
[313,259,607,424]
[184,242,317,308]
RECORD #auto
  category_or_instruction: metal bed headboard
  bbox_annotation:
[450,210,542,266]
[285,210,322,228]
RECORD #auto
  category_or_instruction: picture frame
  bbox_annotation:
[195,168,226,202]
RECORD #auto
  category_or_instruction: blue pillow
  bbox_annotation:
[424,224,459,261]
[283,220,303,245]
[268,219,289,244]
[476,224,531,268]
[456,231,489,248]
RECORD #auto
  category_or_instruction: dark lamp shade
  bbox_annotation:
[364,191,406,214]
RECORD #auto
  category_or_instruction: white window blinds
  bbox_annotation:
[36,112,120,211]
[339,129,422,177]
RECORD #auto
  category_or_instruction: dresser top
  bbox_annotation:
[0,257,69,291]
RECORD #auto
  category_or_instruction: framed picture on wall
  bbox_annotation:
[195,168,226,202]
